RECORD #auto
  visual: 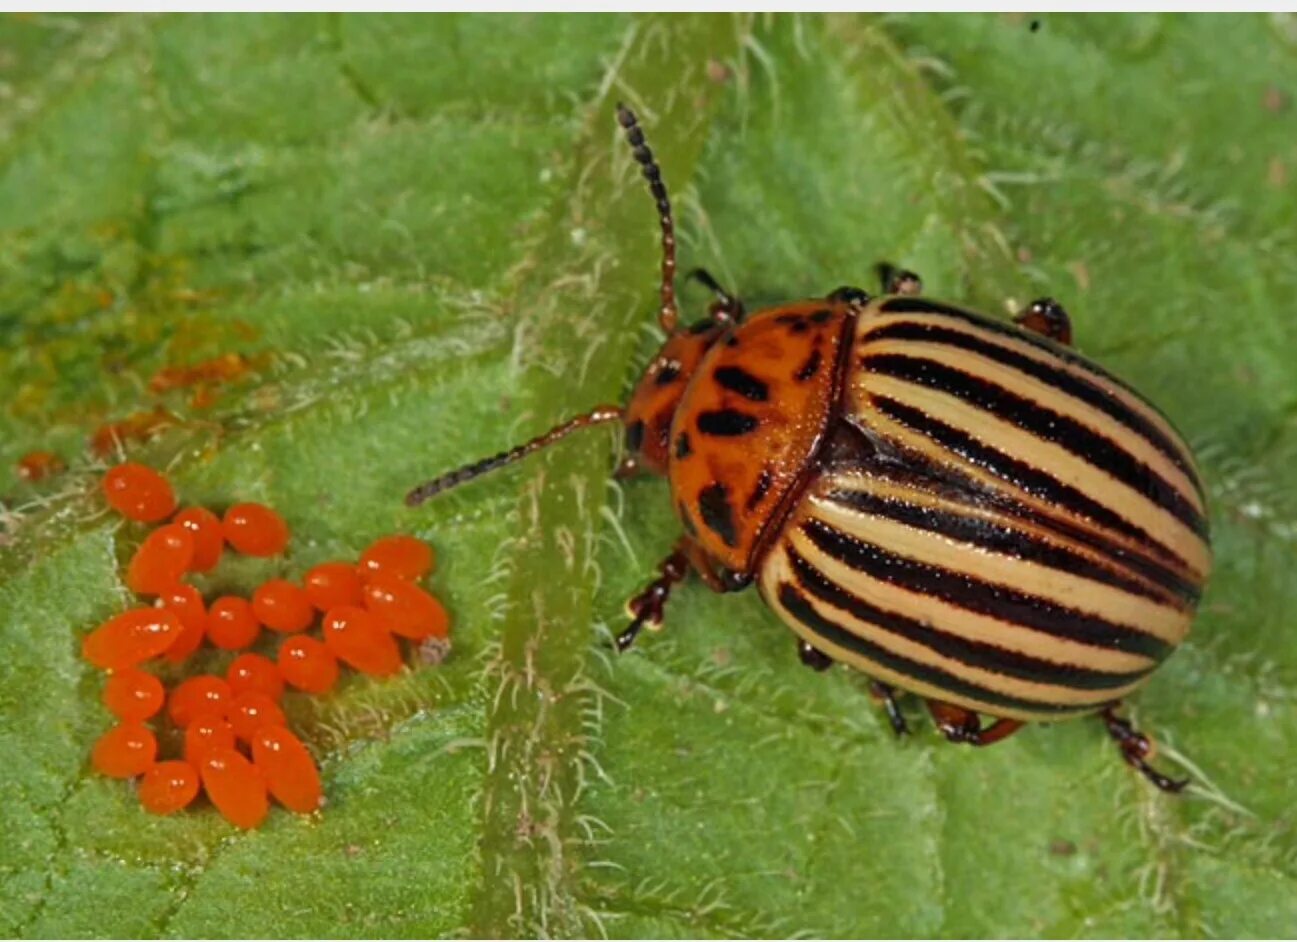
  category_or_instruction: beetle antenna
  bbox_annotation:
[616,103,679,334]
[405,405,624,506]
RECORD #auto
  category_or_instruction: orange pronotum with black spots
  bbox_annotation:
[406,105,1211,794]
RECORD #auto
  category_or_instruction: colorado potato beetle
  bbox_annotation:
[407,105,1210,791]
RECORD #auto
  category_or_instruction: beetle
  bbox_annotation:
[407,105,1210,791]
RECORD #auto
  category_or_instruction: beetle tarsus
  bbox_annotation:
[1101,707,1189,793]
[616,547,691,652]
[687,267,745,325]
[877,263,923,296]
[869,680,910,737]
[798,639,834,672]
[1014,297,1073,346]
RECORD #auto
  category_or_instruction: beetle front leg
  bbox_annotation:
[1014,297,1073,345]
[1100,706,1189,793]
[616,539,747,652]
[925,699,1024,747]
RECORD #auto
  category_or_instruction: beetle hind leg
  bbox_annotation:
[925,699,1024,747]
[1014,297,1073,345]
[1101,706,1189,793]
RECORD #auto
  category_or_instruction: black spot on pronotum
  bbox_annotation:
[675,431,692,459]
[697,409,759,437]
[654,362,681,386]
[746,467,773,511]
[698,482,738,547]
[725,335,739,348]
[625,419,645,452]
[713,365,769,402]
[794,349,822,382]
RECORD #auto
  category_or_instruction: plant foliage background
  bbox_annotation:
[1,12,1296,938]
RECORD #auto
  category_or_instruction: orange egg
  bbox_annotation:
[168,675,232,728]
[157,584,207,663]
[82,608,184,670]
[206,596,261,650]
[139,760,200,815]
[276,636,340,694]
[322,606,402,677]
[91,722,157,779]
[251,726,322,813]
[200,747,268,830]
[173,506,224,572]
[302,562,364,611]
[102,668,165,722]
[251,579,313,633]
[357,535,433,582]
[227,653,284,701]
[361,574,450,640]
[222,503,289,557]
[125,524,195,595]
[102,463,176,523]
[227,691,286,743]
[183,710,237,765]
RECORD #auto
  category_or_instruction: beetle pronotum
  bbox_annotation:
[408,105,1210,791]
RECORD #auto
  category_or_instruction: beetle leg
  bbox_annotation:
[1014,297,1073,346]
[876,262,923,296]
[925,699,1024,747]
[797,639,834,672]
[687,267,745,325]
[868,680,910,737]
[1100,707,1189,793]
[616,547,690,652]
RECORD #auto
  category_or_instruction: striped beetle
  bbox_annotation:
[408,105,1210,791]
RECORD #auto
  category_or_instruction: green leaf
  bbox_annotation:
[2,12,1295,937]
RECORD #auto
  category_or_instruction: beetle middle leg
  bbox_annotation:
[1014,297,1073,345]
[925,699,1024,747]
[687,267,745,325]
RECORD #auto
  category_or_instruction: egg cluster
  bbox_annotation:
[85,461,450,828]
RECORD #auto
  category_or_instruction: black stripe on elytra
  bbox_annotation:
[713,365,769,402]
[697,409,759,437]
[787,547,1155,690]
[822,487,1180,608]
[776,582,1097,715]
[877,297,1156,414]
[801,517,1173,660]
[863,353,1208,540]
[795,349,823,382]
[698,482,738,547]
[865,320,1200,491]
